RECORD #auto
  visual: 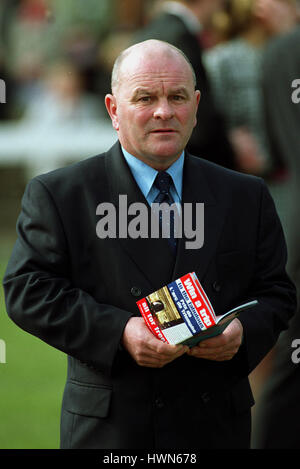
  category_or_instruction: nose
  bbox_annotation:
[153,98,174,120]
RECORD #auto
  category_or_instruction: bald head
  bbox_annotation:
[111,39,197,93]
[105,38,201,170]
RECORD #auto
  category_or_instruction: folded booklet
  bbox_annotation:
[136,272,258,347]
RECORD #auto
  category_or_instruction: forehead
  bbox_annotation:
[118,50,194,93]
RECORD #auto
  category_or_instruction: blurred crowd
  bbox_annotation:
[0,0,116,123]
[0,0,298,176]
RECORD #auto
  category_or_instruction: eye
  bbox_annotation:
[171,95,185,102]
[139,96,152,102]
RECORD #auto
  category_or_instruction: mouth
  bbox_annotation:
[150,129,177,134]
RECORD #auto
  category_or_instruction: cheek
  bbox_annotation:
[119,110,149,142]
[135,107,152,124]
[129,111,152,136]
[179,106,197,128]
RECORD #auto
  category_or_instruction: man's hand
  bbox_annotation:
[186,318,243,361]
[122,317,188,368]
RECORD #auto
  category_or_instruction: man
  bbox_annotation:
[3,40,296,449]
[252,25,300,449]
[133,0,236,170]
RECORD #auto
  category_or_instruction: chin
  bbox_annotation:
[146,152,182,170]
[152,143,182,157]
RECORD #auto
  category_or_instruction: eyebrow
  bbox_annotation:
[131,86,190,100]
[172,87,190,98]
[131,88,152,100]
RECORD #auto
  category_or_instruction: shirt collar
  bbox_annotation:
[121,146,184,200]
[161,1,202,34]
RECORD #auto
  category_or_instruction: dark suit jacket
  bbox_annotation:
[3,142,296,449]
[133,12,236,169]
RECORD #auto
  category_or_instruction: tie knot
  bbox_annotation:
[154,171,173,195]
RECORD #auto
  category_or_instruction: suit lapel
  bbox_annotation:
[172,153,228,282]
[105,143,228,290]
[105,142,174,291]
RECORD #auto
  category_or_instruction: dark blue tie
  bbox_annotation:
[153,171,177,254]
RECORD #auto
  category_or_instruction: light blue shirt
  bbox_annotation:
[122,147,184,205]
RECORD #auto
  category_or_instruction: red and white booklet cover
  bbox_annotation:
[136,272,257,346]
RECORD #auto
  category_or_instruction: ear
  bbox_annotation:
[105,94,119,131]
[193,90,201,127]
[195,89,201,107]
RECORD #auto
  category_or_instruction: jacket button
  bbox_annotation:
[212,281,221,292]
[131,286,142,297]
[201,392,210,404]
[154,397,164,409]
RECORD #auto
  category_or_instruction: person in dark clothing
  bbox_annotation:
[252,24,300,449]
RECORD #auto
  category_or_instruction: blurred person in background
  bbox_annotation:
[0,0,19,120]
[12,51,45,116]
[252,22,300,449]
[7,0,55,70]
[61,25,109,100]
[3,0,112,117]
[204,0,298,253]
[0,47,16,120]
[95,28,134,103]
[22,60,105,127]
[204,0,299,178]
[202,1,299,441]
[0,0,20,48]
[133,0,237,170]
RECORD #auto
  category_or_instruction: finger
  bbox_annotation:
[196,320,243,350]
[147,340,188,358]
[196,334,230,349]
[136,356,166,368]
[137,340,188,363]
[136,348,186,368]
[216,354,234,361]
[187,342,238,359]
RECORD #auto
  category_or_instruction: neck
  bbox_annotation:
[139,155,181,172]
[122,146,182,171]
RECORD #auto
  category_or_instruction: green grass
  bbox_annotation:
[0,232,67,449]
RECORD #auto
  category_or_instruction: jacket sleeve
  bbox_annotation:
[2,177,133,376]
[237,180,297,375]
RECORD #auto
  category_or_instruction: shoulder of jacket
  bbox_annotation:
[188,153,263,186]
[33,152,107,188]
